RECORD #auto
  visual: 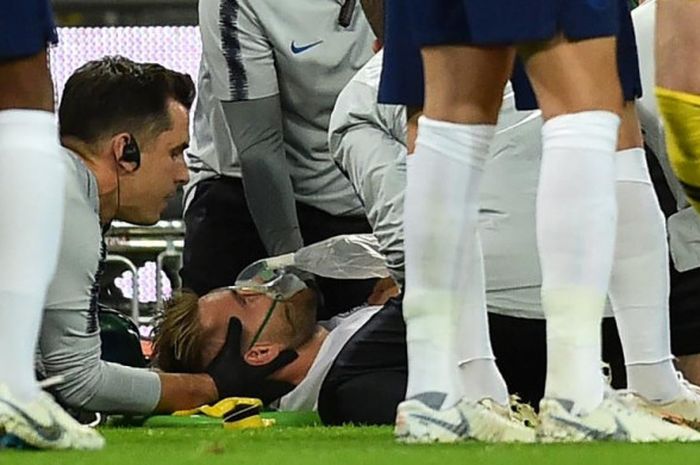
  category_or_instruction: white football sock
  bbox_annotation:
[538,111,620,413]
[457,233,508,405]
[626,363,681,403]
[403,116,494,408]
[609,148,681,403]
[0,110,65,403]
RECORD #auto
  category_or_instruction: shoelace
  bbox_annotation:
[601,362,613,386]
[508,395,539,428]
[470,399,530,441]
[38,376,66,389]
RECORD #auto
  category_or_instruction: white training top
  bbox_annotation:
[278,305,381,412]
[188,0,375,216]
[39,148,161,414]
[330,51,549,318]
[329,51,407,284]
[632,0,700,273]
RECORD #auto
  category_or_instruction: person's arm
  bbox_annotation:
[632,2,700,273]
[154,373,217,413]
[39,309,287,414]
[222,97,303,255]
[39,309,162,414]
[632,0,688,210]
[329,56,408,285]
[40,309,221,414]
[199,0,303,256]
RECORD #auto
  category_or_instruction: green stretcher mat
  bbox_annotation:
[107,410,322,428]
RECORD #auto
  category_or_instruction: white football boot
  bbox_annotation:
[617,372,700,431]
[0,383,105,450]
[395,394,536,444]
[538,393,700,443]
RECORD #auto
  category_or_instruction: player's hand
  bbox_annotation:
[205,317,298,404]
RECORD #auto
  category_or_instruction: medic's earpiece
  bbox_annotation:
[121,134,141,171]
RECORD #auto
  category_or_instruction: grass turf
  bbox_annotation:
[4,424,700,465]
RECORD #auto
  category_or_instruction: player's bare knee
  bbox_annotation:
[423,98,503,125]
[522,35,623,119]
[421,45,512,124]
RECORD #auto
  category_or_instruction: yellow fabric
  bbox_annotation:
[223,416,276,430]
[172,397,262,418]
[656,86,700,214]
[172,396,274,430]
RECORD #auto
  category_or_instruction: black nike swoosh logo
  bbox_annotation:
[411,408,471,437]
[0,398,65,443]
[290,40,324,54]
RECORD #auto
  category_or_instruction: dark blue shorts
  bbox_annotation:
[0,0,58,60]
[511,0,642,109]
[407,0,619,47]
[379,0,641,108]
[379,0,426,107]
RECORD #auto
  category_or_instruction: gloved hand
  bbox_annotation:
[205,317,298,404]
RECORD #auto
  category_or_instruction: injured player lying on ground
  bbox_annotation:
[152,245,546,428]
[151,260,421,426]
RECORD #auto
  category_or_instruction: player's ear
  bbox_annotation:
[244,343,282,366]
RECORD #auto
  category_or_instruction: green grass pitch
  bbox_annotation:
[4,423,700,465]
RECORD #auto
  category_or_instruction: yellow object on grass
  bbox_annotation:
[173,397,262,418]
[173,397,275,429]
[656,87,700,214]
[222,414,273,430]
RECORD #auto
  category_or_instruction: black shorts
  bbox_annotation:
[181,177,377,319]
[669,266,700,356]
[318,297,407,426]
[318,299,625,425]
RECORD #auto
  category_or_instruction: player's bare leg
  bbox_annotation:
[609,102,681,404]
[608,103,700,424]
[676,356,700,387]
[0,50,60,406]
[656,0,700,96]
[522,36,698,441]
[608,104,700,429]
[397,45,533,443]
[521,33,623,416]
